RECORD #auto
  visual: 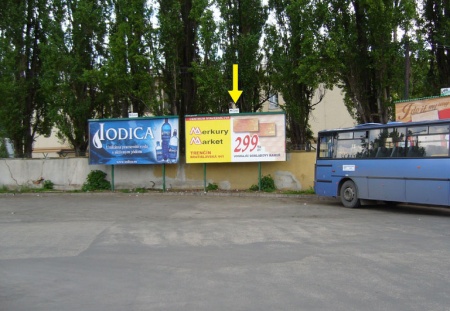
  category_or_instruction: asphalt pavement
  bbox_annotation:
[1,192,450,311]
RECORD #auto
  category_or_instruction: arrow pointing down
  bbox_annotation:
[228,64,243,103]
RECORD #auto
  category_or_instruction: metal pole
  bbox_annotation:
[203,163,207,192]
[258,162,261,191]
[162,163,166,192]
[111,165,115,192]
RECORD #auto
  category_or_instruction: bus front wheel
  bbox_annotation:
[340,180,361,208]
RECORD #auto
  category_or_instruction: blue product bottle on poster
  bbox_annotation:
[168,129,178,163]
[161,118,171,161]
[155,141,163,162]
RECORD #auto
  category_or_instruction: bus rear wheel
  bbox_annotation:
[340,180,361,208]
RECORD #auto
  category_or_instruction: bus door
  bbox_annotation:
[315,134,338,196]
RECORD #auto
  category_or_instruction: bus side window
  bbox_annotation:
[390,146,405,157]
[375,147,391,157]
[368,129,380,157]
[407,146,425,157]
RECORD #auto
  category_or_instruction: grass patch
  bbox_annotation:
[0,185,10,193]
[281,187,315,195]
[120,187,149,193]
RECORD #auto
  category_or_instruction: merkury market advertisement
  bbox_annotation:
[185,112,286,163]
[88,116,179,165]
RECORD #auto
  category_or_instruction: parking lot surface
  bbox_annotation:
[1,192,450,311]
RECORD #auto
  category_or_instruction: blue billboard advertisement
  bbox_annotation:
[88,116,179,165]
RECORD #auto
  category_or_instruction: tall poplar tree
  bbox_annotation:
[324,0,417,123]
[191,0,230,113]
[218,0,268,112]
[45,0,109,156]
[423,0,450,92]
[266,0,330,148]
[106,0,158,118]
[0,0,52,157]
[157,0,200,154]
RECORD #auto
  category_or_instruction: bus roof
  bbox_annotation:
[318,119,450,134]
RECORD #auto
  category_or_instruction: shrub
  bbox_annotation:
[206,183,219,191]
[249,174,276,192]
[43,180,54,190]
[0,139,8,158]
[82,170,111,192]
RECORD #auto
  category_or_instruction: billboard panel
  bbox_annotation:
[88,117,179,165]
[185,113,286,163]
[395,96,450,122]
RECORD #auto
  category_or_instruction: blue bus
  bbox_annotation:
[314,120,450,208]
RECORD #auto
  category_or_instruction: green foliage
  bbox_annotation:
[134,187,148,193]
[0,0,53,157]
[119,187,150,193]
[264,0,326,147]
[44,0,110,156]
[82,170,111,192]
[322,0,421,123]
[0,185,9,193]
[105,0,159,117]
[206,183,219,191]
[218,0,269,113]
[282,187,316,195]
[249,184,259,191]
[43,180,54,190]
[249,174,276,192]
[0,138,9,158]
[422,0,450,92]
[0,0,443,156]
[301,187,315,195]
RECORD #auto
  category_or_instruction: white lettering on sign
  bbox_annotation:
[92,123,155,149]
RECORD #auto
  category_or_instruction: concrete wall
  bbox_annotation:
[309,87,356,134]
[262,86,355,137]
[0,152,316,191]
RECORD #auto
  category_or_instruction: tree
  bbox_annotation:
[423,0,450,92]
[265,0,329,148]
[323,0,417,124]
[105,0,158,118]
[191,0,230,114]
[45,0,109,156]
[157,0,201,154]
[218,0,268,113]
[0,0,52,158]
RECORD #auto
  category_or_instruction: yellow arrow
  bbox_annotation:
[228,64,243,103]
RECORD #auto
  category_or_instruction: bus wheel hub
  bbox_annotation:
[343,188,354,201]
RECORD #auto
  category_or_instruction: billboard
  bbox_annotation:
[88,116,179,165]
[395,96,450,122]
[185,112,286,163]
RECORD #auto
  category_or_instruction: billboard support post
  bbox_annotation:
[258,162,261,191]
[203,163,207,192]
[162,164,166,192]
[111,165,115,192]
